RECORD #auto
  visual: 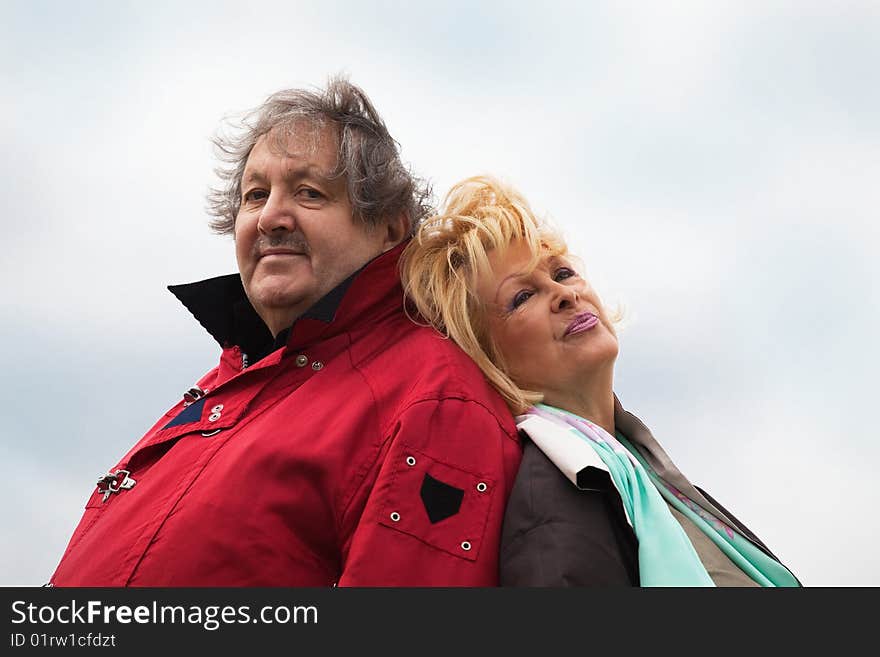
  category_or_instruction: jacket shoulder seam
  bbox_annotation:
[394,395,518,444]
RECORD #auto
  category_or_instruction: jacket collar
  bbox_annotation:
[168,241,408,358]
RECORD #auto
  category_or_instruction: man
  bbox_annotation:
[49,78,521,586]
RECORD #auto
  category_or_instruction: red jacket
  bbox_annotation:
[51,243,521,586]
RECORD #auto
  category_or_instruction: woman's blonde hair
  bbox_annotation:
[400,175,568,414]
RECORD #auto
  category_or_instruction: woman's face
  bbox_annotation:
[475,241,619,402]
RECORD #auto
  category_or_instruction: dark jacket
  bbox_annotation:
[499,397,796,586]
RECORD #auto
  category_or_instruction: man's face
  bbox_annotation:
[235,124,389,335]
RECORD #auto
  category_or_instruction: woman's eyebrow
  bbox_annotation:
[493,271,529,303]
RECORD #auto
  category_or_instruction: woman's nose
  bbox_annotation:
[257,192,296,235]
[551,284,578,312]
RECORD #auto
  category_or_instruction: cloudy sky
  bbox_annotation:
[2,0,877,586]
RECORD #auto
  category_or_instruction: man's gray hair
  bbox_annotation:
[207,75,433,235]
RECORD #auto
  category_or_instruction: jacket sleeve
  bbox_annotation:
[500,439,639,586]
[337,397,521,586]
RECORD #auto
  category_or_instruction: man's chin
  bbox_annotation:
[248,284,314,317]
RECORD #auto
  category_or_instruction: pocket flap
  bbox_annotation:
[379,445,495,562]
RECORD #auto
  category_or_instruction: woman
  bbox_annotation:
[400,175,800,587]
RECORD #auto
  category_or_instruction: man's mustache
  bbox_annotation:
[252,232,310,257]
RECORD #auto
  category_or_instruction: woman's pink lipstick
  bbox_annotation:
[565,311,599,336]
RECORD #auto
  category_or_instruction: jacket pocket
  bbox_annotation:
[378,445,495,562]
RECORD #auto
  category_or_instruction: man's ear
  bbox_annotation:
[381,211,410,252]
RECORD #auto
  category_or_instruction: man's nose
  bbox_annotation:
[256,192,296,234]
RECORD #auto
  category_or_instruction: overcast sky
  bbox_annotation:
[2,0,878,586]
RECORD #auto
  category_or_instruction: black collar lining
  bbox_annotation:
[167,271,356,358]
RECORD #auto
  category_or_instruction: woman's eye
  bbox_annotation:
[511,290,533,309]
[554,267,575,282]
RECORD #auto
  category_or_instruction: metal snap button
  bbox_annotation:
[476,482,487,492]
[183,386,207,406]
[461,541,472,551]
[211,404,224,413]
[405,456,416,467]
[390,512,401,522]
[311,361,323,371]
[208,412,221,422]
[296,355,308,367]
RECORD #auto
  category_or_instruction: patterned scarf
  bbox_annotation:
[528,404,799,587]
[529,404,714,586]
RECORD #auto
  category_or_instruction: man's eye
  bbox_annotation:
[243,189,268,202]
[554,267,575,282]
[511,290,533,309]
[299,188,323,200]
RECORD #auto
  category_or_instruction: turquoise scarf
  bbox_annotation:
[530,404,713,586]
[616,433,799,587]
[529,404,798,587]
